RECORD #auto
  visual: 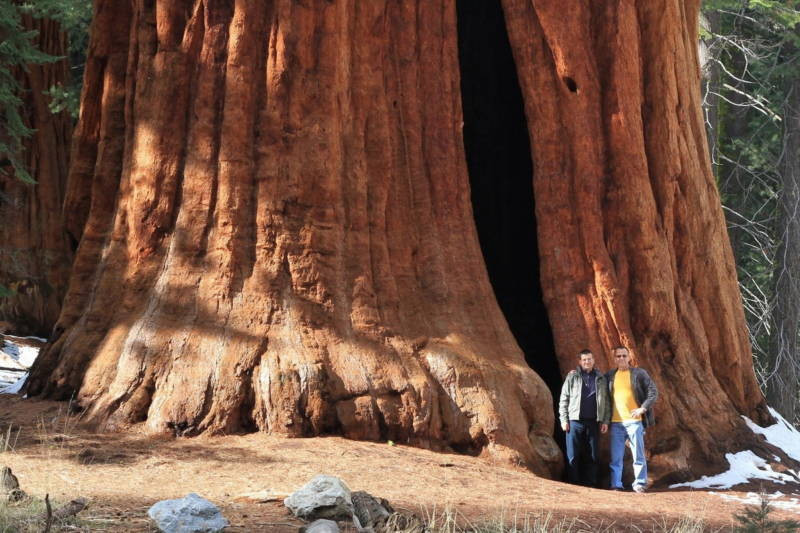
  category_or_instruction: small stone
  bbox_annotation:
[300,518,340,533]
[147,493,228,532]
[284,475,353,521]
[7,488,26,502]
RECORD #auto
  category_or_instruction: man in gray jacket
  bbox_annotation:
[558,349,611,487]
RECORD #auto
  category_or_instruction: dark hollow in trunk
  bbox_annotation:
[456,0,563,448]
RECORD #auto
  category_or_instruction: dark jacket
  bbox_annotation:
[558,367,611,425]
[606,367,658,427]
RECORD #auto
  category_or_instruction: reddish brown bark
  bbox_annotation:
[27,0,562,477]
[0,14,72,337]
[27,0,783,483]
[502,0,776,481]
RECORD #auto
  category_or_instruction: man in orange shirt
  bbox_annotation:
[607,346,658,493]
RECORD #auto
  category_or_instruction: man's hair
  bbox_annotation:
[578,349,592,357]
[613,345,628,354]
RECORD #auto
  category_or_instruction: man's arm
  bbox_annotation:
[558,374,572,427]
[599,376,612,425]
[639,369,658,410]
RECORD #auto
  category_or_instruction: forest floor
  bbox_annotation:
[0,396,798,531]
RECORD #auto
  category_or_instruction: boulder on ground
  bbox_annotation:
[300,518,340,533]
[351,491,393,530]
[147,493,228,532]
[284,475,354,521]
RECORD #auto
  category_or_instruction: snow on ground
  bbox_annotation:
[670,407,800,490]
[0,335,43,394]
[744,408,800,463]
[1,334,43,367]
[712,491,800,515]
[670,450,797,489]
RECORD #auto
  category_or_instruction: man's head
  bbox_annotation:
[578,349,594,372]
[613,346,630,370]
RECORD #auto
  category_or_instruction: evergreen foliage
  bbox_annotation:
[733,493,800,532]
[22,0,92,118]
[0,0,91,185]
[0,0,59,184]
[702,0,800,424]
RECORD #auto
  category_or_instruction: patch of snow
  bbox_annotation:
[2,334,47,343]
[0,376,27,395]
[670,450,797,489]
[712,491,800,515]
[743,408,800,464]
[0,338,40,367]
[0,337,42,394]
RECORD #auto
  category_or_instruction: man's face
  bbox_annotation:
[614,348,630,370]
[579,353,594,372]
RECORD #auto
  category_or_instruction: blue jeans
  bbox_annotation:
[610,421,647,489]
[565,419,599,486]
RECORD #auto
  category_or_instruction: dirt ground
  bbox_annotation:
[0,395,798,532]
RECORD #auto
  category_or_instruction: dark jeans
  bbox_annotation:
[565,419,599,487]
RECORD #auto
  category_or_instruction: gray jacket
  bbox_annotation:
[606,367,658,427]
[558,368,611,425]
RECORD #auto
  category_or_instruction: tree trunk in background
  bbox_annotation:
[27,0,782,482]
[501,0,774,481]
[767,76,800,426]
[716,50,751,260]
[26,0,562,477]
[0,14,72,337]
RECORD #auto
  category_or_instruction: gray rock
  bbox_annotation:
[300,518,340,533]
[147,493,229,532]
[351,491,392,530]
[284,475,354,521]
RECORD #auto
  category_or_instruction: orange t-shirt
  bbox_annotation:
[611,370,641,422]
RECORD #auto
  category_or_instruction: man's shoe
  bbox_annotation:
[633,485,646,493]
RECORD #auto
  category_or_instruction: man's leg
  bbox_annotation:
[564,420,583,484]
[625,422,648,490]
[584,420,599,487]
[609,422,626,489]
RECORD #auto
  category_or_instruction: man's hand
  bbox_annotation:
[631,407,646,418]
[561,421,569,432]
[600,423,608,434]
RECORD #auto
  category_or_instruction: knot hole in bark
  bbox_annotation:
[562,76,578,93]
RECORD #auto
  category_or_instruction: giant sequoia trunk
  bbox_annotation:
[501,0,775,479]
[28,0,781,482]
[0,14,72,337]
[27,0,563,477]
